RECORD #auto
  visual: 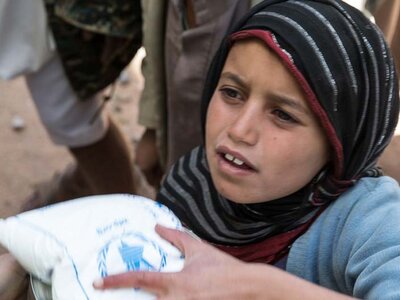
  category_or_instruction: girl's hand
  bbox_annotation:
[93,225,353,300]
[93,224,259,299]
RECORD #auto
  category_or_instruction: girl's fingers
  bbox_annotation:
[155,224,201,256]
[93,271,169,295]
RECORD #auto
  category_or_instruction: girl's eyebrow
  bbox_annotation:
[220,72,247,89]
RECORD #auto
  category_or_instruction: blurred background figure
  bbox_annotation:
[0,0,142,210]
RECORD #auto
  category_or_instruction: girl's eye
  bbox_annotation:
[272,109,297,123]
[219,87,243,101]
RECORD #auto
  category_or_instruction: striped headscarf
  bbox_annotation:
[158,0,399,263]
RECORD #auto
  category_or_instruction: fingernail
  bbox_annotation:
[93,278,104,289]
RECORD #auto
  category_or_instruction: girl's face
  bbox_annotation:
[205,39,330,204]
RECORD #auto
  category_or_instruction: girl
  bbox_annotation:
[94,0,400,298]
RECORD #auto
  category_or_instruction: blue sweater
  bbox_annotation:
[287,176,400,299]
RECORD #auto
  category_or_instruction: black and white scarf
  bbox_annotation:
[158,0,399,262]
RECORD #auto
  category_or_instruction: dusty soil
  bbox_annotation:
[0,49,147,218]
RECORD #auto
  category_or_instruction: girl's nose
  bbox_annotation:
[227,105,259,146]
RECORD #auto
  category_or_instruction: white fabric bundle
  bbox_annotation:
[0,194,185,299]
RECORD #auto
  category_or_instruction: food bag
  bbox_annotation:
[0,194,185,299]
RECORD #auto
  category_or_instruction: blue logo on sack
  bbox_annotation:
[119,241,154,271]
[98,232,167,277]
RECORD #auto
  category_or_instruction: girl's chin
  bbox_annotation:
[217,188,269,204]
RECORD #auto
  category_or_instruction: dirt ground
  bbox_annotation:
[0,49,147,218]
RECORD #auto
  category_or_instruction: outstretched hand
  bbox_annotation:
[93,224,257,299]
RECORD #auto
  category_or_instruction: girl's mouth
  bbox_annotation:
[215,146,257,173]
[220,153,253,170]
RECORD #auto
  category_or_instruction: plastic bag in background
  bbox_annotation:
[0,194,185,300]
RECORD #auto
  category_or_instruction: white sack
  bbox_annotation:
[0,194,185,299]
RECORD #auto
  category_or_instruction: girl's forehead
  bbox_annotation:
[224,40,307,93]
[224,39,285,75]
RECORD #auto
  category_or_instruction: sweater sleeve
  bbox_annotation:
[287,177,400,299]
[339,178,400,299]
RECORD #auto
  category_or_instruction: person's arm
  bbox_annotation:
[93,225,353,299]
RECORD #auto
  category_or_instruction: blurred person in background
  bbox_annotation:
[0,0,142,208]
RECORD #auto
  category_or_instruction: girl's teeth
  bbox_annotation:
[225,153,234,161]
[224,153,245,166]
[233,158,244,166]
